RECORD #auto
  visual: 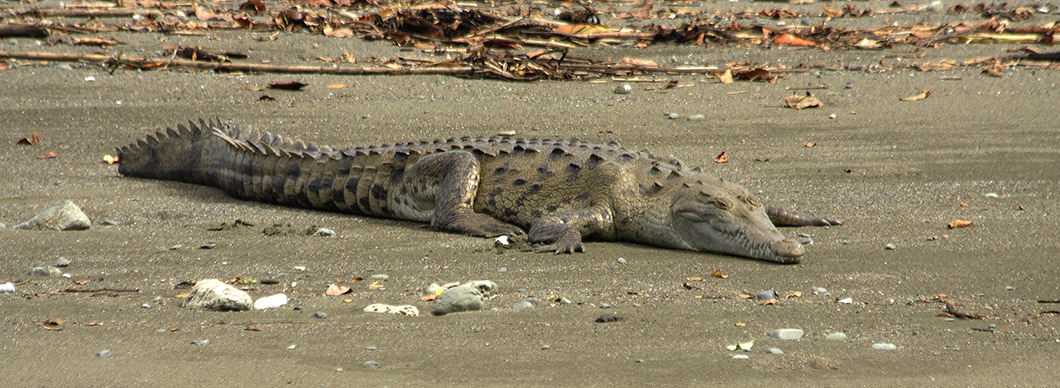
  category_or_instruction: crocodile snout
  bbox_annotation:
[772,238,806,264]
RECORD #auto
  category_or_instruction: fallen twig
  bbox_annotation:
[61,287,141,293]
[946,301,986,319]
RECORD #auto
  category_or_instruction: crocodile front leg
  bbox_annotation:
[399,151,524,237]
[529,205,614,254]
[767,206,842,227]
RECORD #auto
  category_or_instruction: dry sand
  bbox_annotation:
[2,1,1060,386]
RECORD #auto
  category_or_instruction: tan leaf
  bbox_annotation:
[327,84,353,89]
[900,90,931,101]
[948,219,973,229]
[714,151,729,163]
[16,131,40,145]
[325,284,351,296]
[717,69,733,84]
[688,276,704,282]
[783,93,822,109]
[38,151,58,159]
[102,154,120,164]
[805,142,817,147]
[711,269,728,279]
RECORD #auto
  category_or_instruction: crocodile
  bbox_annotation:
[117,119,839,264]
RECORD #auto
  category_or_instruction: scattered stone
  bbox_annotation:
[687,114,706,121]
[732,354,750,360]
[766,348,784,355]
[497,267,507,272]
[810,286,828,294]
[616,257,627,264]
[837,298,853,304]
[99,220,119,226]
[96,349,113,359]
[286,344,297,350]
[182,279,253,311]
[871,343,897,350]
[54,257,71,267]
[845,82,854,89]
[634,359,645,363]
[28,266,62,277]
[432,280,496,316]
[61,273,72,279]
[555,297,572,305]
[1003,286,1015,291]
[168,245,182,251]
[770,328,805,340]
[595,314,621,323]
[884,243,896,250]
[0,282,14,293]
[190,339,210,346]
[199,242,216,249]
[494,235,510,246]
[312,228,336,237]
[0,221,6,228]
[614,84,632,94]
[599,302,612,309]
[825,332,849,341]
[515,299,535,310]
[364,303,420,316]
[666,113,680,120]
[311,311,328,319]
[254,293,289,310]
[14,200,91,231]
[365,346,377,351]
[369,274,389,281]
[362,361,381,369]
[984,192,998,198]
[756,290,777,300]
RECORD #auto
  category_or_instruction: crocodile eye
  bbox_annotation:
[744,195,761,207]
[713,198,733,210]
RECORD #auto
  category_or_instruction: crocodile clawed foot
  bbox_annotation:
[436,213,524,237]
[528,222,584,254]
[534,241,585,254]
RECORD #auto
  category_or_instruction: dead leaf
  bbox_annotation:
[717,69,733,84]
[959,202,969,207]
[711,269,728,279]
[420,294,438,301]
[368,281,384,290]
[102,154,120,164]
[783,93,822,109]
[193,3,233,22]
[773,33,816,47]
[258,95,275,101]
[73,280,90,285]
[688,276,704,282]
[42,318,64,330]
[268,81,307,90]
[38,151,58,159]
[326,284,351,296]
[239,0,266,13]
[85,322,103,326]
[553,23,611,36]
[16,131,40,145]
[245,326,264,331]
[616,57,660,69]
[761,298,776,305]
[805,142,817,147]
[733,68,771,82]
[900,90,931,101]
[659,80,679,90]
[714,151,729,163]
[948,219,973,229]
[327,83,353,89]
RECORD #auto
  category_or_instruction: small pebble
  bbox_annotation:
[311,311,328,319]
[884,243,896,250]
[99,220,119,226]
[766,348,784,355]
[667,113,680,120]
[616,258,627,264]
[169,245,182,250]
[687,114,706,121]
[828,114,837,119]
[96,349,113,359]
[362,361,381,369]
[555,297,572,305]
[825,332,849,341]
[497,267,507,272]
[770,328,804,340]
[190,339,210,346]
[732,354,750,360]
[927,236,938,241]
[199,242,216,249]
[984,192,998,198]
[838,298,853,304]
[845,82,854,89]
[614,84,632,94]
[286,344,297,350]
[871,343,897,351]
[515,300,535,310]
[0,282,15,293]
[634,359,645,363]
[365,346,377,351]
[369,274,389,281]
[943,317,955,322]
[313,228,336,237]
[1003,286,1015,291]
[55,257,71,267]
[599,303,612,309]
[810,286,827,294]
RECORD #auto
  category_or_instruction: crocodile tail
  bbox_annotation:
[117,119,226,185]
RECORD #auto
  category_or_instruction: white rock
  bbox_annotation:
[363,303,420,316]
[872,343,898,350]
[182,279,253,311]
[732,354,750,360]
[254,293,289,310]
[825,332,849,341]
[770,328,805,340]
[838,298,853,304]
[495,235,510,246]
[14,200,91,231]
[0,282,14,293]
[432,280,497,316]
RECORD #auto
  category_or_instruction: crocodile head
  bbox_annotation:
[671,180,804,264]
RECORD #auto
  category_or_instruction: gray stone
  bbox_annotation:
[0,221,6,228]
[190,339,210,346]
[884,243,896,250]
[54,257,71,267]
[369,274,389,281]
[14,200,91,231]
[599,303,612,309]
[616,258,627,264]
[96,349,113,359]
[687,114,706,121]
[515,299,535,310]
[766,348,784,355]
[871,343,897,350]
[432,281,496,316]
[770,328,805,340]
[825,332,849,341]
[311,311,328,319]
[667,113,680,120]
[362,361,381,369]
[28,266,62,277]
[181,279,253,311]
[756,290,777,300]
[732,354,750,360]
[614,84,632,95]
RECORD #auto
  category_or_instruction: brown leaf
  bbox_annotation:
[16,131,40,145]
[616,57,660,69]
[948,219,973,229]
[103,154,120,164]
[659,80,679,90]
[714,151,729,163]
[42,318,64,330]
[733,68,770,82]
[711,269,728,279]
[900,90,931,101]
[761,298,776,305]
[420,294,438,301]
[38,151,58,159]
[773,33,816,46]
[258,95,275,101]
[73,280,90,285]
[783,93,822,109]
[193,3,233,22]
[239,0,266,13]
[959,202,969,207]
[268,81,307,90]
[805,142,817,147]
[326,284,351,296]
